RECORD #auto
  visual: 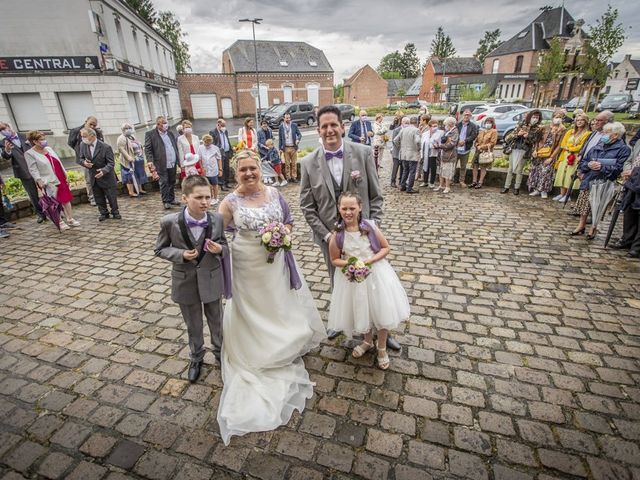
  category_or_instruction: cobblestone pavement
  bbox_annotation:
[1,151,639,480]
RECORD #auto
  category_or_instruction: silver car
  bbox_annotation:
[472,104,528,123]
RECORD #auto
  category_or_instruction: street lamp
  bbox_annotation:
[239,18,263,125]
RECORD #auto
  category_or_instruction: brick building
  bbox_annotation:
[482,6,589,105]
[419,57,483,103]
[343,65,387,108]
[387,78,419,104]
[178,40,334,119]
[604,55,640,102]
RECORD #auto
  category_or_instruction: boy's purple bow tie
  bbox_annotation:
[186,218,208,228]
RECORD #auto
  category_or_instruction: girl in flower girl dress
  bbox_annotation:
[327,192,410,370]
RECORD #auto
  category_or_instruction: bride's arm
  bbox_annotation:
[218,198,234,229]
[329,234,347,268]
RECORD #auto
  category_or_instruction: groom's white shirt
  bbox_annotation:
[324,142,344,184]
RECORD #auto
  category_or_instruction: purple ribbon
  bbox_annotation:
[335,219,381,253]
[220,251,232,299]
[278,194,302,290]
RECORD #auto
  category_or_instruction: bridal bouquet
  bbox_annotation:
[342,257,371,283]
[258,222,292,263]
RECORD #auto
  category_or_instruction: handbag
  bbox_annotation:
[478,151,494,166]
[536,146,552,158]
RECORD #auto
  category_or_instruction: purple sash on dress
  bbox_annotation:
[335,219,381,253]
[278,194,302,290]
[220,252,232,299]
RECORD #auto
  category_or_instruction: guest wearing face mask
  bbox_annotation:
[419,119,442,188]
[501,109,543,195]
[117,123,144,197]
[145,115,180,209]
[527,109,566,198]
[177,120,203,179]
[210,119,233,190]
[469,117,497,189]
[348,110,374,145]
[25,130,79,230]
[67,115,103,207]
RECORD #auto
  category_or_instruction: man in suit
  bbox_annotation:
[68,116,104,206]
[394,116,421,193]
[390,121,404,188]
[210,119,233,190]
[279,113,302,182]
[455,109,479,186]
[155,175,228,382]
[348,110,374,145]
[300,105,400,351]
[78,128,120,221]
[257,119,273,158]
[0,122,45,222]
[146,115,180,209]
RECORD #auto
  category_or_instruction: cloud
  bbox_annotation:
[153,0,640,82]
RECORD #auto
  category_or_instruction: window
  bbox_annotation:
[309,60,317,67]
[516,84,522,98]
[625,71,629,79]
[614,71,619,79]
[115,18,128,60]
[254,84,268,110]
[492,59,499,74]
[155,44,163,75]
[143,92,153,121]
[279,60,288,67]
[7,93,49,131]
[163,94,171,118]
[145,37,154,71]
[132,28,143,65]
[57,92,96,130]
[299,103,313,112]
[127,92,141,125]
[282,85,293,103]
[514,55,524,73]
[306,83,319,106]
[517,31,528,39]
[442,76,448,85]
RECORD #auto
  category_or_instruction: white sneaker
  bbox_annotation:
[68,219,81,227]
[433,186,442,192]
[59,221,70,231]
[429,184,436,188]
[419,182,427,187]
[443,188,450,194]
[541,192,548,199]
[280,180,288,186]
[273,181,280,187]
[558,195,567,203]
[552,194,563,201]
[529,190,540,196]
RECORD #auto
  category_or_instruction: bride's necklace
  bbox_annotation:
[236,186,264,200]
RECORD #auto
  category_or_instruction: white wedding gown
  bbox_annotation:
[217,187,326,445]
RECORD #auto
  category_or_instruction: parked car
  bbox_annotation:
[562,96,596,112]
[259,105,279,121]
[405,101,422,109]
[449,102,489,121]
[494,108,554,141]
[334,103,356,122]
[262,102,316,128]
[471,104,527,123]
[596,93,634,112]
[388,101,409,110]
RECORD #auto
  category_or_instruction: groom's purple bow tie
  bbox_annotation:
[325,150,343,161]
[187,218,208,228]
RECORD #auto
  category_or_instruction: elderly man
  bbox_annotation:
[348,110,374,146]
[68,115,103,206]
[611,135,640,257]
[455,109,479,186]
[78,128,120,221]
[1,121,45,223]
[279,112,302,182]
[145,115,180,209]
[394,116,421,193]
[209,119,232,190]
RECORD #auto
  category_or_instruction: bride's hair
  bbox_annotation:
[334,192,369,235]
[231,149,261,174]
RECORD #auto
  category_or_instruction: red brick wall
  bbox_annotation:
[343,66,388,108]
[178,72,334,118]
[483,51,539,75]
[419,63,480,102]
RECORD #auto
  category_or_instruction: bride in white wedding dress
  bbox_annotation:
[216,150,326,445]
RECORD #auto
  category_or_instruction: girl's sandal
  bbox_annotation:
[375,341,390,370]
[352,340,374,358]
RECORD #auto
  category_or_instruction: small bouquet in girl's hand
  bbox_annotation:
[258,222,292,263]
[342,257,371,283]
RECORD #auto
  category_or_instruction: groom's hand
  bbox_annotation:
[183,249,198,261]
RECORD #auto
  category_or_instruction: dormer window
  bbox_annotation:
[518,31,528,39]
[279,60,288,67]
[309,60,318,67]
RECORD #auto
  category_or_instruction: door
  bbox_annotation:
[221,97,233,118]
[190,94,219,119]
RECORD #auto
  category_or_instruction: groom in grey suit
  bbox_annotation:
[300,105,400,350]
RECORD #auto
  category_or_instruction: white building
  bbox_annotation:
[0,0,180,157]
[605,55,640,102]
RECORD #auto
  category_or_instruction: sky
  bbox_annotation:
[154,0,640,83]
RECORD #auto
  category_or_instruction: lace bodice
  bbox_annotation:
[343,231,375,260]
[227,186,284,232]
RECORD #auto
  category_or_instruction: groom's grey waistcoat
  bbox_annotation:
[299,141,383,244]
[154,210,228,305]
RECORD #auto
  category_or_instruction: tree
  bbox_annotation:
[459,84,491,102]
[155,11,191,73]
[381,71,402,80]
[401,43,421,78]
[430,26,456,60]
[333,83,344,103]
[535,37,565,106]
[377,51,403,77]
[581,5,627,111]
[474,29,501,63]
[396,87,406,98]
[124,0,156,23]
[125,0,191,73]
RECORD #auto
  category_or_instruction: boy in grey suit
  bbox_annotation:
[155,176,228,383]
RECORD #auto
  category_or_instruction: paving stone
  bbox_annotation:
[49,421,92,448]
[134,451,178,480]
[440,404,473,425]
[496,438,537,466]
[402,396,438,418]
[421,420,451,446]
[65,461,107,480]
[453,427,492,455]
[407,440,445,469]
[365,429,403,458]
[449,449,488,480]
[27,414,64,442]
[316,442,354,473]
[4,441,47,472]
[336,422,367,447]
[395,464,434,480]
[80,433,118,458]
[587,456,633,480]
[380,411,416,435]
[478,411,515,435]
[298,411,335,438]
[274,430,318,461]
[37,451,75,479]
[538,449,587,477]
[172,463,215,480]
[106,440,146,470]
[492,464,534,480]
[210,444,250,472]
[353,452,390,480]
[601,436,640,466]
[516,420,556,446]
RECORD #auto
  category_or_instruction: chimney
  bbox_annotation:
[624,54,632,61]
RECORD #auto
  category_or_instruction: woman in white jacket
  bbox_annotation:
[176,120,202,178]
[372,113,388,173]
[420,119,443,188]
[237,118,257,152]
[24,130,79,230]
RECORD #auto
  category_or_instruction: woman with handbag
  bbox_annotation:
[501,110,543,196]
[432,117,458,194]
[553,113,590,202]
[528,109,566,198]
[469,117,497,189]
[117,123,143,197]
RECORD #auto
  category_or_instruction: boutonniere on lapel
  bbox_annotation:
[350,170,362,187]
